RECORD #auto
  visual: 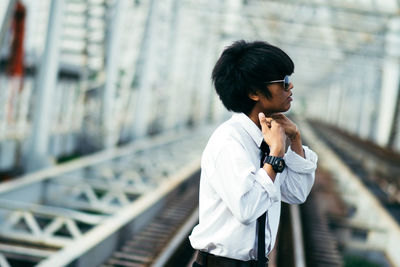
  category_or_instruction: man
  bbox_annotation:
[189,40,318,266]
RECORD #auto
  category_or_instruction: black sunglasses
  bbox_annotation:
[265,75,291,91]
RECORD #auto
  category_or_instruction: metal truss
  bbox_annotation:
[0,127,211,265]
[0,243,55,266]
[177,0,397,100]
[47,141,203,214]
[1,0,398,168]
[0,199,105,247]
[245,0,399,17]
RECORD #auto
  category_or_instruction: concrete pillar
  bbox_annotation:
[25,0,64,172]
[376,18,400,147]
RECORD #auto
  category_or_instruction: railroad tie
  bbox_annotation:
[301,196,343,266]
[102,186,198,266]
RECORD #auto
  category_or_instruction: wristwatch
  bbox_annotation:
[263,156,286,173]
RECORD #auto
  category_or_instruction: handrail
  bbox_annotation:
[0,127,204,195]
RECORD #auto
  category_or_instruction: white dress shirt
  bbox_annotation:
[189,112,318,261]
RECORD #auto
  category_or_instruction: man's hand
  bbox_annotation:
[269,113,299,141]
[269,113,305,158]
[258,113,285,157]
[260,112,305,158]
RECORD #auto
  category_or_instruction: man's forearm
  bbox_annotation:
[289,132,305,158]
[262,164,276,182]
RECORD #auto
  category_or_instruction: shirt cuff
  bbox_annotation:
[254,168,279,202]
[284,145,318,174]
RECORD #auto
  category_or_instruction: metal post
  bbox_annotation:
[102,0,125,148]
[358,67,377,139]
[25,0,64,172]
[131,0,156,138]
[157,0,179,132]
[0,0,16,51]
[196,25,216,125]
[376,18,400,147]
[326,84,338,123]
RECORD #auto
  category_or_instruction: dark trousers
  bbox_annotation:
[193,251,264,267]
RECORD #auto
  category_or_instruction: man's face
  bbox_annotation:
[259,81,294,113]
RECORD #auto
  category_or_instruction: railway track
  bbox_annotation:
[3,118,394,267]
[302,118,400,266]
[101,172,199,267]
[0,127,211,267]
[309,120,400,222]
[272,119,343,267]
[299,185,343,267]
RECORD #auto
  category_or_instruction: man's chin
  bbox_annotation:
[265,104,291,114]
[282,104,291,112]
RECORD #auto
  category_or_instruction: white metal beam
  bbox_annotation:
[25,0,65,172]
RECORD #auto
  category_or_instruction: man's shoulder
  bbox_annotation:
[204,117,248,154]
[210,117,244,142]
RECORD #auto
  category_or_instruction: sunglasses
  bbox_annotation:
[265,75,291,91]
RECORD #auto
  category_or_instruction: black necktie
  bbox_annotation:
[257,141,269,266]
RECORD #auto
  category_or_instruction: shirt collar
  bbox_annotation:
[232,113,264,148]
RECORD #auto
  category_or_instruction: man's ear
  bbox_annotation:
[248,91,260,101]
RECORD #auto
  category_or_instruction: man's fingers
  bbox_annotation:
[265,118,274,128]
[268,118,280,126]
[258,113,270,133]
[258,112,267,126]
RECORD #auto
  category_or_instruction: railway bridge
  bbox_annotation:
[0,0,400,266]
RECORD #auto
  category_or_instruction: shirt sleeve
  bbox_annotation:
[207,141,280,225]
[280,145,318,204]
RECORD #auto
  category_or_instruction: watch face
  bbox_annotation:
[274,158,286,172]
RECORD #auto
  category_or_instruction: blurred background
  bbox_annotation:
[0,0,399,267]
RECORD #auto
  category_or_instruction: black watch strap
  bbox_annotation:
[263,155,286,173]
